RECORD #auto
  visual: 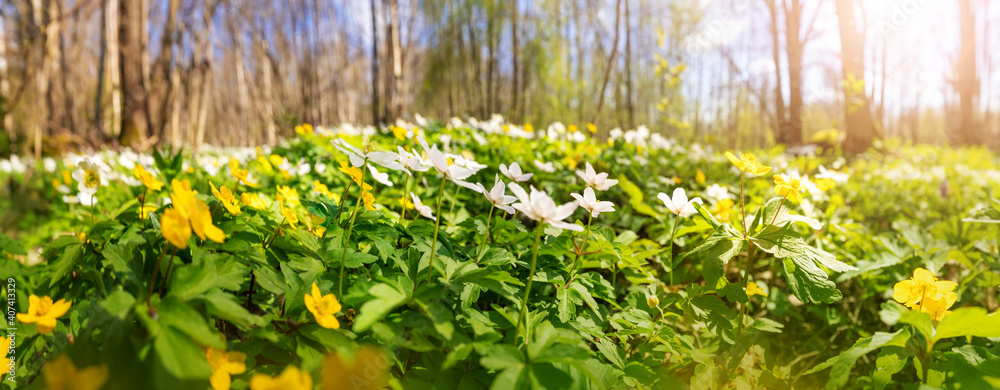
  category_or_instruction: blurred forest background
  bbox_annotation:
[0,0,997,156]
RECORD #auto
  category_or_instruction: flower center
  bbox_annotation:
[84,171,100,188]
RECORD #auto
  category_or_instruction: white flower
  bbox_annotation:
[452,153,488,172]
[657,188,703,218]
[62,194,79,204]
[43,158,57,173]
[816,165,849,183]
[570,187,615,218]
[332,138,406,171]
[500,162,533,182]
[508,183,583,232]
[415,113,428,127]
[410,192,436,221]
[705,184,731,201]
[575,162,618,190]
[314,162,327,174]
[72,158,107,195]
[533,160,556,173]
[418,137,479,190]
[368,165,393,186]
[476,175,517,214]
[397,146,432,173]
[78,193,98,207]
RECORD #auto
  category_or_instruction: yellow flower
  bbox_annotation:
[305,282,342,329]
[229,158,257,187]
[211,182,242,215]
[361,189,376,211]
[390,125,407,140]
[268,155,284,168]
[725,152,772,176]
[169,180,225,244]
[134,165,163,191]
[746,282,768,297]
[922,291,957,321]
[41,355,108,390]
[773,175,804,203]
[646,295,659,307]
[523,123,533,133]
[695,169,706,184]
[398,196,414,210]
[313,181,340,204]
[321,346,389,390]
[161,208,192,248]
[815,178,836,192]
[586,123,597,134]
[62,170,73,185]
[138,205,158,220]
[712,198,734,222]
[312,226,326,238]
[249,366,313,390]
[276,185,300,206]
[672,176,682,184]
[206,347,247,390]
[17,295,71,334]
[892,268,957,310]
[295,123,314,135]
[568,124,579,133]
[338,161,366,188]
[280,202,299,229]
[241,193,268,210]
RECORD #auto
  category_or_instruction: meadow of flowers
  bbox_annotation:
[1,116,999,389]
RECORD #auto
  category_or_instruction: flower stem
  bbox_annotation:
[666,214,680,287]
[476,204,496,262]
[570,214,593,277]
[769,195,788,226]
[158,246,178,297]
[739,170,747,238]
[339,161,368,297]
[399,173,412,223]
[515,225,545,349]
[737,244,754,336]
[148,245,170,306]
[335,180,354,224]
[426,178,448,283]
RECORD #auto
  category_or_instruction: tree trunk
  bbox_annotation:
[624,0,634,130]
[593,0,621,121]
[388,0,403,121]
[835,0,878,153]
[511,0,520,121]
[118,0,151,150]
[765,0,786,139]
[370,0,381,125]
[956,0,979,145]
[0,12,14,144]
[781,0,804,146]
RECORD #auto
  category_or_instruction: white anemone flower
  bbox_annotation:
[368,165,394,187]
[816,165,850,183]
[533,160,556,173]
[410,192,436,221]
[397,146,432,173]
[500,162,533,182]
[658,188,703,218]
[62,194,80,204]
[476,175,517,214]
[72,158,107,196]
[418,137,479,190]
[570,187,616,218]
[332,138,406,171]
[78,193,98,207]
[508,183,583,232]
[576,162,618,190]
[705,184,731,201]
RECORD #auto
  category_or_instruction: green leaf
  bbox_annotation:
[873,347,910,390]
[758,197,822,230]
[157,297,224,348]
[353,283,408,332]
[932,307,1000,344]
[618,175,658,218]
[201,289,262,329]
[168,262,217,300]
[751,225,854,304]
[897,310,933,343]
[481,345,525,370]
[49,243,83,287]
[0,233,26,256]
[154,326,212,380]
[805,328,909,389]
